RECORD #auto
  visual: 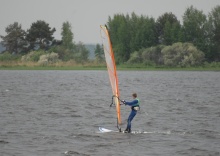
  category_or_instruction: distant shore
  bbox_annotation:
[0,64,219,71]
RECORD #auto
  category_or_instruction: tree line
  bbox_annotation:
[0,20,89,63]
[1,5,220,67]
[106,5,220,66]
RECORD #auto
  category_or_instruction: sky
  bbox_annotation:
[0,0,219,44]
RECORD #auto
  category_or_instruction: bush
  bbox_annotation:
[127,51,142,64]
[21,50,45,62]
[142,45,165,65]
[161,42,205,67]
[203,61,220,68]
[38,52,60,66]
[49,45,74,61]
[0,52,21,61]
[127,45,164,66]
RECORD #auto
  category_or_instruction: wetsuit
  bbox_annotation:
[124,98,140,132]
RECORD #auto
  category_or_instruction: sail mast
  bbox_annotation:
[100,25,121,124]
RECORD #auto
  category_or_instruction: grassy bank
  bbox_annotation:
[0,65,107,70]
[1,66,220,71]
[0,62,220,71]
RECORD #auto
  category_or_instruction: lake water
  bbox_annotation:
[0,70,220,156]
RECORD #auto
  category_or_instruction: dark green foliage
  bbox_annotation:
[1,5,220,65]
[0,52,21,61]
[207,5,220,61]
[0,22,26,54]
[107,12,157,64]
[49,21,75,61]
[108,14,131,63]
[26,20,56,51]
[130,14,157,51]
[182,6,208,55]
[61,21,75,49]
[107,6,219,64]
[156,12,182,45]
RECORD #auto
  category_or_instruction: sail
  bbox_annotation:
[100,25,121,124]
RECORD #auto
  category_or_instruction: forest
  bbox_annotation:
[107,5,220,67]
[0,5,220,68]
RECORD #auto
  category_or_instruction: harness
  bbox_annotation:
[131,98,140,111]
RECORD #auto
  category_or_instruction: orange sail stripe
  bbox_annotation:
[100,25,121,124]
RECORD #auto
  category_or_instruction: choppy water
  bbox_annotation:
[0,70,220,156]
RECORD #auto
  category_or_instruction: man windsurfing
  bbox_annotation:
[122,93,140,133]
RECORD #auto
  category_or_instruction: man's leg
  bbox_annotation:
[126,111,136,132]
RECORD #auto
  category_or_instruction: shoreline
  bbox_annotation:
[0,65,219,71]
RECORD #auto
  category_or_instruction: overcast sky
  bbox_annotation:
[0,0,219,44]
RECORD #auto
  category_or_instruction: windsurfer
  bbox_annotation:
[122,93,140,133]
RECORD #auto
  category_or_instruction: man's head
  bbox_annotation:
[132,93,137,98]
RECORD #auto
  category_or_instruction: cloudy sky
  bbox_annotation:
[0,0,219,44]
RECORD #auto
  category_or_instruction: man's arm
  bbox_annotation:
[125,99,138,106]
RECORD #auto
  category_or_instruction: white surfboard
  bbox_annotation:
[98,127,119,133]
[98,127,143,134]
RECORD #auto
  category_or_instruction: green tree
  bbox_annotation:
[130,13,157,51]
[156,12,181,45]
[108,14,131,63]
[61,21,75,49]
[0,22,26,54]
[182,6,208,53]
[208,5,220,61]
[107,13,157,63]
[51,21,76,61]
[94,43,104,62]
[26,20,56,50]
[163,21,182,45]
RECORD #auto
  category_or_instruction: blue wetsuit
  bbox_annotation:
[124,99,139,131]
